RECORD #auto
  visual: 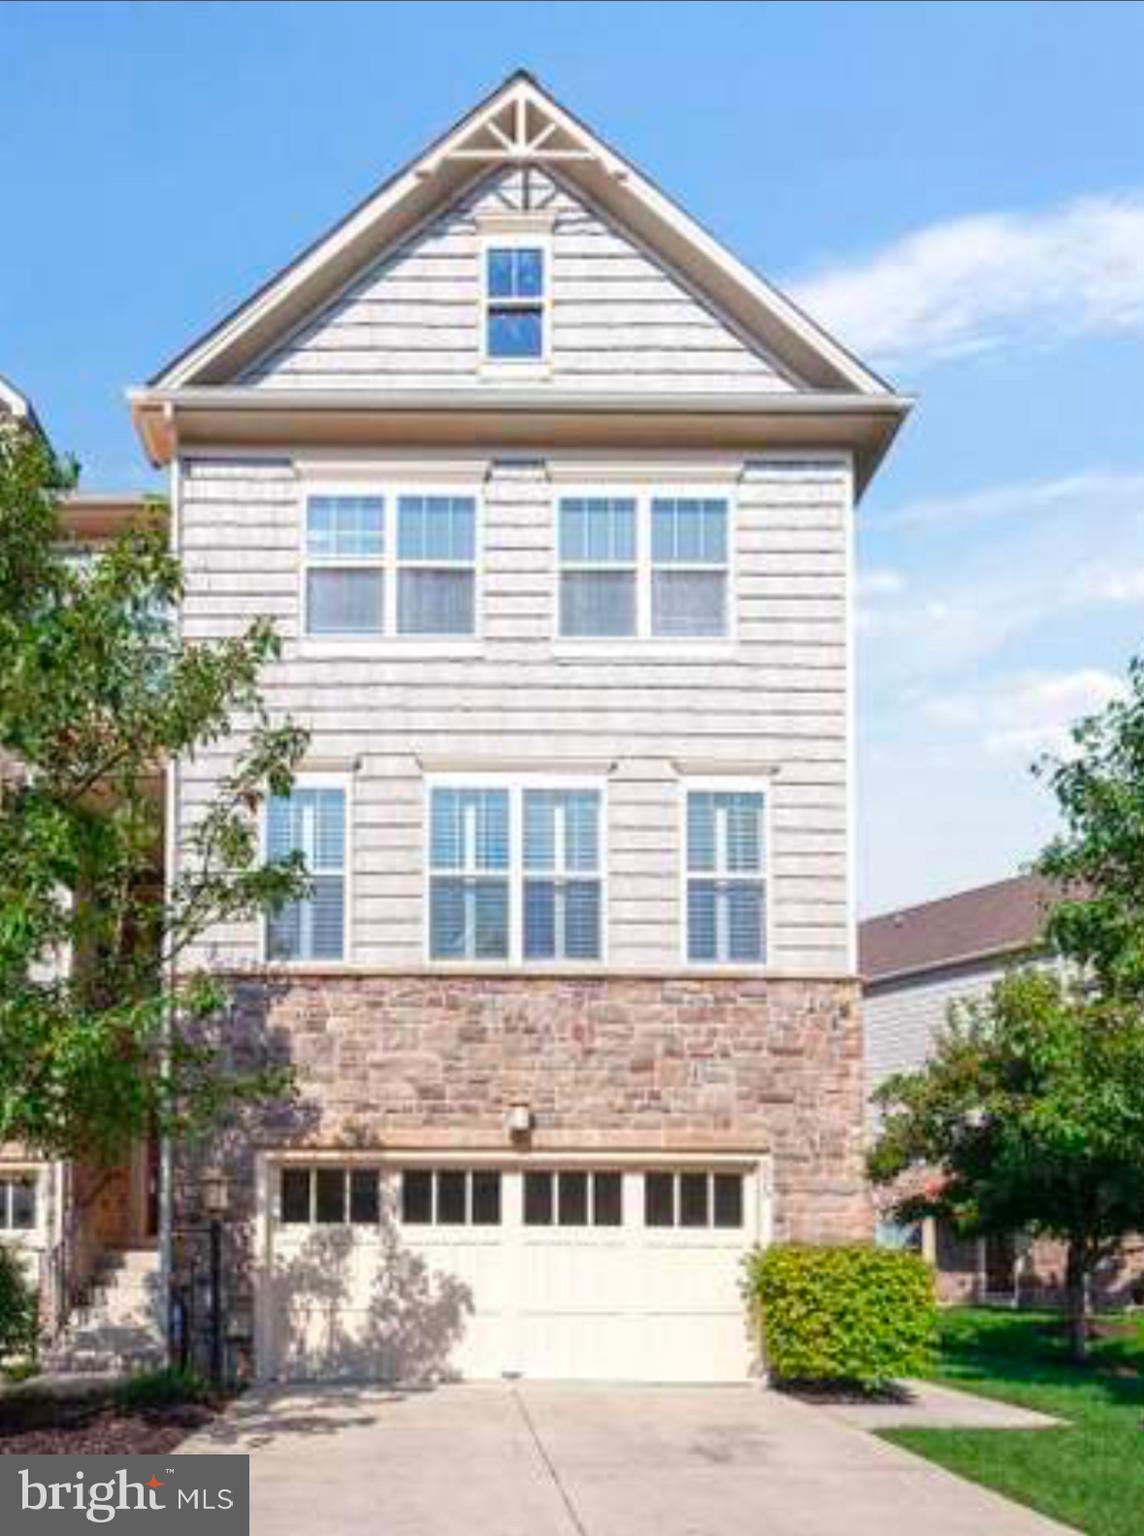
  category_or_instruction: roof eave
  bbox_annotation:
[863,938,1045,990]
[129,385,912,493]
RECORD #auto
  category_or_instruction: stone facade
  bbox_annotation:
[177,970,868,1362]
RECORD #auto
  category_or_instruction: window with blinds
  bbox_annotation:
[303,491,476,639]
[523,790,602,960]
[266,784,348,962]
[557,491,729,640]
[428,781,604,963]
[685,788,767,964]
[429,788,511,960]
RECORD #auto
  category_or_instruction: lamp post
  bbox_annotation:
[200,1166,228,1387]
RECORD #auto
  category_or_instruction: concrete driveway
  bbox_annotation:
[183,1382,1074,1536]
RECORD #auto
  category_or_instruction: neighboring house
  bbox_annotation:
[116,70,909,1384]
[1,376,159,1361]
[861,875,1144,1307]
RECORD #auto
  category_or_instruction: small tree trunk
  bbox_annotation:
[1064,1238,1089,1364]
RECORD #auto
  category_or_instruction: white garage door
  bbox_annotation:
[261,1159,764,1383]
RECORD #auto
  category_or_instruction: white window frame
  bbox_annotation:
[298,482,483,655]
[424,772,608,968]
[261,770,354,967]
[552,484,736,654]
[0,1168,40,1235]
[479,230,552,375]
[679,776,771,969]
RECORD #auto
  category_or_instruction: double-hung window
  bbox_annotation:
[303,491,477,640]
[651,498,728,637]
[557,490,730,641]
[266,780,349,963]
[428,779,604,963]
[558,497,637,637]
[305,495,385,636]
[397,495,477,635]
[484,243,546,361]
[685,786,767,964]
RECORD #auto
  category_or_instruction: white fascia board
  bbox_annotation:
[130,384,912,417]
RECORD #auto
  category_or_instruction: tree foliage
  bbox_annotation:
[869,968,1144,1355]
[0,426,309,1163]
[870,659,1144,1356]
[1036,656,1144,999]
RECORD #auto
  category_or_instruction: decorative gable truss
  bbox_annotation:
[241,165,795,394]
[132,72,909,486]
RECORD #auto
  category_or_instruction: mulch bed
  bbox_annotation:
[0,1395,216,1456]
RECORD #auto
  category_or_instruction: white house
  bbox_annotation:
[95,70,906,1383]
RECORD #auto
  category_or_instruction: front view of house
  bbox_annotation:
[130,72,908,1382]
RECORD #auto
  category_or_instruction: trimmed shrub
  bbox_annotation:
[0,1244,40,1366]
[115,1366,212,1411]
[744,1242,936,1390]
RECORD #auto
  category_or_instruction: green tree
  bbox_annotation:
[0,424,309,1164]
[1037,656,1144,999]
[869,968,1144,1361]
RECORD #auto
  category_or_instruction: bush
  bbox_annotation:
[0,1244,40,1366]
[114,1366,212,1411]
[744,1243,936,1390]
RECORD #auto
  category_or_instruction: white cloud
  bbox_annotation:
[923,669,1127,760]
[873,470,1144,533]
[860,468,1144,679]
[859,566,906,596]
[791,194,1144,370]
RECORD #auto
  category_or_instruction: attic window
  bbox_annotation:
[484,242,546,362]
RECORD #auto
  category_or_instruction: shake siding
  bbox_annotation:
[176,454,852,975]
[241,167,793,392]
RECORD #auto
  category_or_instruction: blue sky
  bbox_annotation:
[4,1,1144,914]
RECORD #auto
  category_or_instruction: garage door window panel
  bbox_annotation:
[278,1166,381,1227]
[400,1169,503,1227]
[644,1171,745,1230]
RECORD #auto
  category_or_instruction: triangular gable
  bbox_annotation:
[149,72,889,396]
[240,164,798,393]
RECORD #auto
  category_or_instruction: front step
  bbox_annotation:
[47,1248,165,1374]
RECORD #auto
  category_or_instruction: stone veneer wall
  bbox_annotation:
[202,973,867,1236]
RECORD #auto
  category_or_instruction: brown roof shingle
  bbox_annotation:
[860,874,1057,983]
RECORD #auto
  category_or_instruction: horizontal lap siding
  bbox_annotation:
[176,455,852,975]
[242,168,792,392]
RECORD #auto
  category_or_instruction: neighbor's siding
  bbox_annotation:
[241,166,794,393]
[175,453,852,974]
[864,953,1053,1106]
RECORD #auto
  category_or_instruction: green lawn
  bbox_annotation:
[882,1308,1144,1536]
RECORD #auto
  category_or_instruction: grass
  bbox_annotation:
[882,1307,1144,1536]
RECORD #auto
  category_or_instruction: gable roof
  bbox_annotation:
[860,874,1058,985]
[0,373,45,438]
[145,71,893,398]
